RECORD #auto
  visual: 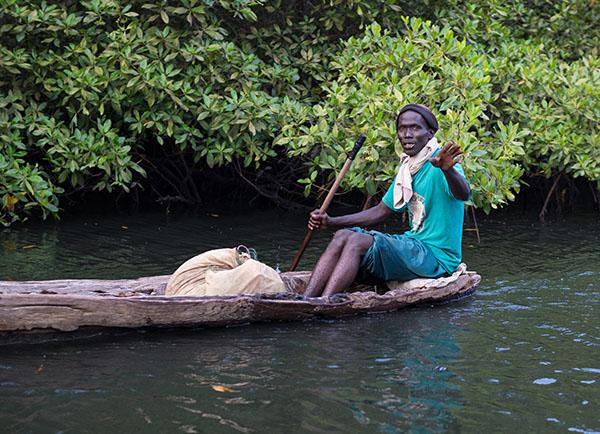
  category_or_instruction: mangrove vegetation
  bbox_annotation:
[0,0,598,226]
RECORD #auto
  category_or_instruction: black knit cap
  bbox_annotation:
[396,104,438,133]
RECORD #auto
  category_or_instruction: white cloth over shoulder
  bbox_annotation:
[392,137,440,209]
[386,263,468,291]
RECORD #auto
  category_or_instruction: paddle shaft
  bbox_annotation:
[289,135,365,272]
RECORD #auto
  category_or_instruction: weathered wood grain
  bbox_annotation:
[0,273,480,333]
[0,275,170,297]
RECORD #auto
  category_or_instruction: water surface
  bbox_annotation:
[1,211,598,433]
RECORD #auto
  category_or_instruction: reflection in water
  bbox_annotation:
[0,210,326,280]
[0,309,470,433]
[0,211,599,432]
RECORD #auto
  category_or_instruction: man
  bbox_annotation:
[304,104,470,297]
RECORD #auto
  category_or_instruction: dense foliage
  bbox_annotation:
[278,20,525,212]
[439,0,599,205]
[0,0,598,225]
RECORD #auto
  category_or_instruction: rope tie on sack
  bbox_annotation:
[236,245,257,265]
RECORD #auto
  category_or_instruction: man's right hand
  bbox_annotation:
[308,209,330,230]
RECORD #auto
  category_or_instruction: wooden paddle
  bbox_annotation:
[289,135,366,272]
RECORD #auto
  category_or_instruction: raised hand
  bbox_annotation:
[308,209,330,230]
[429,142,464,171]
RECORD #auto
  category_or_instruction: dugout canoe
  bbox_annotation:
[0,271,480,336]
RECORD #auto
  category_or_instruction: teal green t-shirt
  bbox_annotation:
[382,151,469,274]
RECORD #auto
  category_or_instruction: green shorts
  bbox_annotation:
[350,227,447,283]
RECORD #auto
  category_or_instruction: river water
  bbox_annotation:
[0,210,598,433]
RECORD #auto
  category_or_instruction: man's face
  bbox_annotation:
[396,110,433,156]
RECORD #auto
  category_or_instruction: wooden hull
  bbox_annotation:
[0,272,480,336]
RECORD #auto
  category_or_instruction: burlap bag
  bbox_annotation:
[165,247,285,297]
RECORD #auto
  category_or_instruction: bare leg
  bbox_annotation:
[322,232,373,297]
[304,230,352,297]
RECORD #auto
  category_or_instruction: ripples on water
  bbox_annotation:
[0,211,599,433]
